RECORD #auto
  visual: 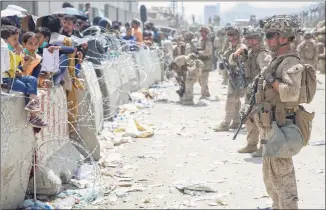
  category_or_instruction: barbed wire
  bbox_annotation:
[0,26,170,208]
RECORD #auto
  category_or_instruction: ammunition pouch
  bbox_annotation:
[294,105,315,146]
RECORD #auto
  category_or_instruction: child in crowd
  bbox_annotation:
[34,27,77,86]
[19,32,42,78]
[34,27,83,81]
[1,26,49,128]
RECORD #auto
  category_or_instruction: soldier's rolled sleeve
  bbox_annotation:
[228,44,248,66]
[257,51,272,73]
[278,58,304,102]
[198,40,212,57]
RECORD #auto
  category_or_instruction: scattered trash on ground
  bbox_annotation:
[70,179,91,189]
[18,199,54,210]
[122,118,154,138]
[173,180,217,195]
[196,99,210,106]
[309,140,325,146]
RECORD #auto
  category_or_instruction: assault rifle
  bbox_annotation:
[235,50,248,90]
[176,71,186,98]
[216,52,237,88]
[232,76,260,140]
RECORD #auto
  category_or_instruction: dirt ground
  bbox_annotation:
[91,71,325,209]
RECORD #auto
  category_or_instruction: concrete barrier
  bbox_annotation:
[1,49,163,208]
[72,62,103,161]
[1,92,34,209]
[27,86,82,196]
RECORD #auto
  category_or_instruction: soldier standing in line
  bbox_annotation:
[214,25,248,132]
[214,29,228,84]
[171,53,203,105]
[297,31,318,69]
[184,32,196,55]
[196,26,213,100]
[290,29,302,52]
[316,27,325,74]
[256,15,314,209]
[219,34,231,85]
[237,28,272,157]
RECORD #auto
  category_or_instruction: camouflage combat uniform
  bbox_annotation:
[215,26,247,131]
[184,32,196,55]
[257,15,303,209]
[214,30,228,85]
[316,28,325,74]
[172,54,203,105]
[197,26,213,99]
[290,33,302,52]
[237,28,272,157]
[297,32,318,69]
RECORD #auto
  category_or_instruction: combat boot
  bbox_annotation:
[237,144,257,153]
[213,122,229,132]
[229,121,241,129]
[182,100,195,106]
[251,146,262,157]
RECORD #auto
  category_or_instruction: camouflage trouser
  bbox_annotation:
[223,82,244,124]
[198,71,210,97]
[184,78,196,101]
[263,157,299,209]
[245,116,259,146]
[317,59,325,74]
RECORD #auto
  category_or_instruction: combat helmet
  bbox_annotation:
[244,27,264,39]
[199,26,210,34]
[225,25,241,36]
[303,31,313,39]
[217,29,226,36]
[263,14,300,38]
[185,32,195,41]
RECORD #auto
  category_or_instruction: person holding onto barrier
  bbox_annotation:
[131,19,143,44]
[35,27,76,87]
[1,26,49,128]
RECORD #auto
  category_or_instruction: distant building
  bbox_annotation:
[204,5,217,25]
[234,18,250,27]
[0,1,139,23]
[216,3,221,17]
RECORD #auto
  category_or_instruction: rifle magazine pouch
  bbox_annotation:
[295,105,315,146]
[261,102,272,127]
[299,84,308,104]
[264,121,304,158]
[275,102,286,127]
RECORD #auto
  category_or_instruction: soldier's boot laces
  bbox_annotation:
[237,145,258,153]
[213,122,229,132]
[251,146,263,157]
[229,122,241,129]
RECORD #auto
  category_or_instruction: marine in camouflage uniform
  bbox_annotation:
[197,26,213,99]
[315,27,325,74]
[214,26,247,131]
[297,31,318,69]
[290,31,302,52]
[237,28,272,157]
[184,32,196,55]
[214,29,228,85]
[171,54,203,105]
[257,15,303,209]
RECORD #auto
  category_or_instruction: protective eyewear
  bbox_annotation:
[265,32,277,39]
